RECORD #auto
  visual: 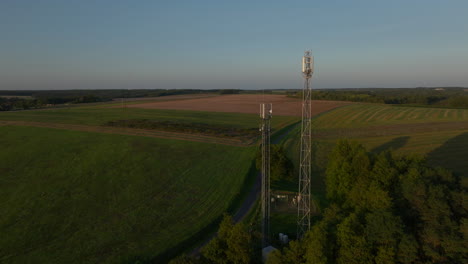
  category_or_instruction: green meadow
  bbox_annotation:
[0,105,298,131]
[3,101,468,263]
[0,126,255,263]
[280,104,468,189]
[311,104,468,129]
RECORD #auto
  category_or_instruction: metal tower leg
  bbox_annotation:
[260,103,272,247]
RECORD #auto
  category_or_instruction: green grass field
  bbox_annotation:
[0,126,255,264]
[4,101,467,262]
[281,103,468,182]
[312,104,468,129]
[0,106,298,132]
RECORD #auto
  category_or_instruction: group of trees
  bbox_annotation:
[268,140,467,263]
[0,97,42,111]
[169,215,259,264]
[256,145,294,182]
[0,95,106,111]
[219,89,241,94]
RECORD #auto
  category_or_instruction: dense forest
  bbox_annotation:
[170,140,467,264]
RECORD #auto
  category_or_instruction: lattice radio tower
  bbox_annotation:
[260,103,272,247]
[297,51,314,238]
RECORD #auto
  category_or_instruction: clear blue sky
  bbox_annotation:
[1,0,467,90]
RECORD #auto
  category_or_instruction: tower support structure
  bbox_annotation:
[297,51,314,238]
[260,103,272,247]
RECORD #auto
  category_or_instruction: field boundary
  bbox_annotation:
[0,121,253,146]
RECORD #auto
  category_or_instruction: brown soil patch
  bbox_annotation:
[119,94,351,117]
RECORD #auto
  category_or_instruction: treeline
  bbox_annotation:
[0,97,41,111]
[106,119,258,140]
[268,140,467,264]
[0,88,238,100]
[0,95,107,111]
[0,89,242,111]
[289,87,468,108]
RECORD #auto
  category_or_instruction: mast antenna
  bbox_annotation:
[297,50,314,238]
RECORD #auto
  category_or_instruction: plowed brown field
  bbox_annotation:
[120,94,351,117]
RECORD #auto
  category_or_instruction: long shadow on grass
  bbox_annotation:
[144,160,258,264]
[371,136,410,153]
[426,132,468,177]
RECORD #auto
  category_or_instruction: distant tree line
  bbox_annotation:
[0,95,107,111]
[219,89,241,95]
[289,87,468,108]
[0,88,240,101]
[0,97,42,111]
[4,87,468,111]
[268,140,467,264]
[0,89,245,111]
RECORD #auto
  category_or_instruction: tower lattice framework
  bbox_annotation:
[297,51,314,238]
[260,103,272,247]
